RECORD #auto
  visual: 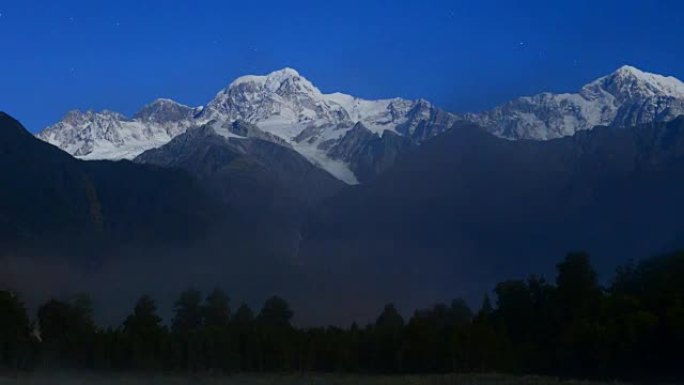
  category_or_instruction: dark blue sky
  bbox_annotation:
[1,0,683,132]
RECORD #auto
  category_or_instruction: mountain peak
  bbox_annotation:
[614,64,646,76]
[270,67,300,77]
[228,67,300,85]
[227,67,318,94]
[134,98,197,123]
[147,97,183,106]
[61,109,127,123]
[589,65,684,98]
[470,66,684,140]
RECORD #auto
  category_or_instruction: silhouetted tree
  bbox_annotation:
[203,288,231,328]
[256,296,295,371]
[232,303,257,371]
[468,296,510,372]
[554,252,603,376]
[479,294,494,318]
[257,296,293,328]
[373,304,404,372]
[556,252,601,314]
[171,289,204,370]
[233,303,254,325]
[122,295,166,370]
[609,252,684,377]
[7,251,684,380]
[402,305,446,372]
[495,280,535,345]
[172,289,203,334]
[201,288,234,372]
[0,290,31,369]
[37,295,96,367]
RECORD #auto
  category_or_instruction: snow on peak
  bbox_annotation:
[615,64,645,76]
[39,98,198,160]
[134,97,198,123]
[62,109,89,123]
[469,66,684,140]
[61,109,128,124]
[38,67,459,184]
[226,67,319,94]
[265,67,302,80]
[146,98,185,107]
[586,65,684,99]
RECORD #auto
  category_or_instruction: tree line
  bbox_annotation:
[1,251,683,380]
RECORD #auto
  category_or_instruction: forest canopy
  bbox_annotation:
[1,251,683,381]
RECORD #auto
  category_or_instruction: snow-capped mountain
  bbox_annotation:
[468,65,684,140]
[38,65,684,183]
[38,99,200,159]
[197,68,458,183]
[201,68,456,141]
[37,68,458,184]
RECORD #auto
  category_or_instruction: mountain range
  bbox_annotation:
[37,68,459,184]
[4,65,684,324]
[36,66,684,184]
[468,65,684,140]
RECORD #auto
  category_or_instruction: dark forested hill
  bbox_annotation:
[299,117,684,323]
[135,122,345,253]
[0,112,226,257]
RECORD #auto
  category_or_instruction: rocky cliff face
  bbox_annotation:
[328,123,414,183]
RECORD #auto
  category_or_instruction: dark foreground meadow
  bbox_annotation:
[0,374,631,385]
